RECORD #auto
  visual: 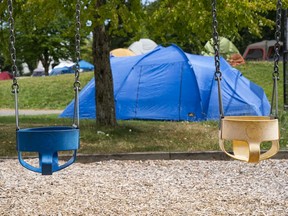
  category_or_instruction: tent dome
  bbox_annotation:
[128,39,157,55]
[203,37,240,57]
[243,40,283,61]
[203,37,245,66]
[110,48,136,57]
[60,45,270,121]
[0,71,12,80]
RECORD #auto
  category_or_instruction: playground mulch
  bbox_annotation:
[0,159,287,215]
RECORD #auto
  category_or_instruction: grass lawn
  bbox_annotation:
[0,115,220,157]
[0,62,288,157]
[0,72,94,109]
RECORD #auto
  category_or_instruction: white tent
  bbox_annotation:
[53,60,74,69]
[128,39,157,55]
[22,63,31,75]
[48,60,75,75]
[32,61,45,76]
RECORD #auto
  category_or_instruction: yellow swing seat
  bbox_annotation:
[219,116,279,163]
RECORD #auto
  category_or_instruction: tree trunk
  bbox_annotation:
[40,49,51,76]
[93,0,117,126]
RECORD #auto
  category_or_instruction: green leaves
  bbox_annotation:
[0,0,287,74]
[144,0,287,53]
[90,0,143,39]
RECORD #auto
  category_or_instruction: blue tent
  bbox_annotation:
[78,60,94,71]
[50,66,74,76]
[60,45,270,121]
[50,60,94,76]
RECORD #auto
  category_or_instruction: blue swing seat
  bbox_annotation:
[17,126,80,175]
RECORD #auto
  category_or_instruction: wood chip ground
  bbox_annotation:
[0,159,287,215]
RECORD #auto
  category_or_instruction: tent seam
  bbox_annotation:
[114,47,162,99]
[134,66,143,118]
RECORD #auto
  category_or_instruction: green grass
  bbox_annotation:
[0,72,94,109]
[0,62,288,157]
[0,115,219,156]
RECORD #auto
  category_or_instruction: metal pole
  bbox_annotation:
[284,9,288,110]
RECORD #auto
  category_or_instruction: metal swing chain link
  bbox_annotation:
[273,0,282,80]
[73,0,81,128]
[74,0,81,88]
[270,0,282,118]
[212,0,221,80]
[7,0,20,130]
[8,0,19,93]
[212,0,224,119]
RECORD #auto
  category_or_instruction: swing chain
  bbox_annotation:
[8,0,19,93]
[270,0,282,119]
[8,0,20,130]
[212,0,221,80]
[74,0,81,89]
[73,0,81,128]
[212,0,224,120]
[273,0,282,80]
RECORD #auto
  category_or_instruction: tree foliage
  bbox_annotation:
[0,0,85,75]
[18,1,76,75]
[86,0,144,47]
[0,0,287,72]
[144,0,288,53]
[0,0,143,75]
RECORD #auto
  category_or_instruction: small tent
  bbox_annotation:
[32,68,45,77]
[243,40,283,61]
[50,60,93,75]
[60,45,270,121]
[32,61,45,76]
[50,66,73,76]
[50,60,75,75]
[203,37,240,58]
[0,71,12,80]
[110,48,136,57]
[128,39,158,55]
[54,60,75,68]
[203,37,245,66]
[78,60,94,71]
